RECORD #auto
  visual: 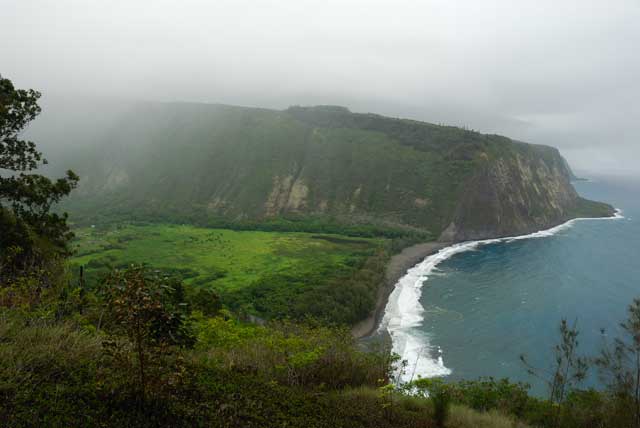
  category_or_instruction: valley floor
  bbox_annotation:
[70,222,388,325]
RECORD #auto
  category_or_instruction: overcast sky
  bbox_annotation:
[2,0,639,176]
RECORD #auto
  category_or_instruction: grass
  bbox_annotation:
[70,223,388,323]
[447,405,532,428]
[337,388,533,428]
[72,223,382,291]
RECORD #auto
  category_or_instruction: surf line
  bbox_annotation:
[379,209,624,383]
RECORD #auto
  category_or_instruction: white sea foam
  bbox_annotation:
[380,209,624,383]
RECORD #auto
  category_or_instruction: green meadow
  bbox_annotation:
[71,223,388,323]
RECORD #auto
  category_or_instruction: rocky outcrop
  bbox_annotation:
[440,145,614,241]
[265,175,309,215]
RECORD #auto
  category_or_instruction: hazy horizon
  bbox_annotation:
[2,0,639,177]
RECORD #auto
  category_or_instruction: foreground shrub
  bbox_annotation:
[448,377,532,417]
[411,378,452,427]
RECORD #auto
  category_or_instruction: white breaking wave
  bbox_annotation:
[380,209,624,383]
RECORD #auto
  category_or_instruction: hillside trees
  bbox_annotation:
[0,75,78,288]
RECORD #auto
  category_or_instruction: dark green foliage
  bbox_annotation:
[411,378,452,427]
[0,311,399,428]
[448,377,532,417]
[0,75,78,286]
[415,377,561,427]
[596,298,640,428]
[559,389,610,428]
[99,266,194,347]
[570,196,617,219]
[0,77,43,170]
[0,316,197,427]
[287,105,494,153]
[38,101,611,242]
[223,248,387,325]
[186,286,223,316]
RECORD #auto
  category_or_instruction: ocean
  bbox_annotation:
[381,175,640,395]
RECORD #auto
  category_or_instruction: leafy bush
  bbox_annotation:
[411,378,452,427]
[449,377,532,417]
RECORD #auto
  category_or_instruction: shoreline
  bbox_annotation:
[370,210,623,381]
[352,210,622,340]
[351,241,452,339]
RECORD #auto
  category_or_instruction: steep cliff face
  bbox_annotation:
[34,103,613,239]
[438,143,612,241]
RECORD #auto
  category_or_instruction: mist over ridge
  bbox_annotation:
[3,0,639,177]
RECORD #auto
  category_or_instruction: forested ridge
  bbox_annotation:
[30,101,612,241]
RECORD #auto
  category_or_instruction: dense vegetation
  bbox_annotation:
[0,301,525,427]
[70,223,388,325]
[31,100,613,242]
[5,271,640,428]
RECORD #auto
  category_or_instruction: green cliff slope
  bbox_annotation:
[41,103,613,239]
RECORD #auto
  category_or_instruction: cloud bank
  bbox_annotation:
[2,0,639,175]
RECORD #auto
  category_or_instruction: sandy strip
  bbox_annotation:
[351,241,452,339]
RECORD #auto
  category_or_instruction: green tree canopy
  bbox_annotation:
[0,75,78,285]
